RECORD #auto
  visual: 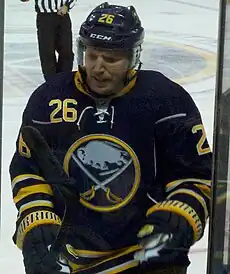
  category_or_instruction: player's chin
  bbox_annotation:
[91,84,113,95]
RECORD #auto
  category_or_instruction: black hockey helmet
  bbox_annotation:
[79,2,144,49]
[77,2,145,67]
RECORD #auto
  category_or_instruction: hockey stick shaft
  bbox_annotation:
[21,126,80,251]
[20,126,112,253]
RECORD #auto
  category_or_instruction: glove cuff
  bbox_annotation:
[16,210,61,249]
[146,200,203,242]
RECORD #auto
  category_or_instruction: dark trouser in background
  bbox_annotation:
[36,12,74,81]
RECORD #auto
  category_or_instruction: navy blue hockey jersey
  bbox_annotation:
[10,69,212,273]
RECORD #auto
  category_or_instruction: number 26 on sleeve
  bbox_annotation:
[18,133,31,158]
[192,124,211,156]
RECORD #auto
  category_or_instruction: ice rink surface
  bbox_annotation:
[0,0,219,273]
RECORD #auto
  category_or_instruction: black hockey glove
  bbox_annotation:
[135,200,203,267]
[23,224,68,274]
[14,210,70,274]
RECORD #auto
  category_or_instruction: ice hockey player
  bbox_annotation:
[9,2,212,274]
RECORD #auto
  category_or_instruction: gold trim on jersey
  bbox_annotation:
[165,178,211,192]
[11,174,45,190]
[146,200,203,242]
[71,259,139,274]
[166,188,209,220]
[63,134,141,212]
[66,244,141,259]
[74,68,137,99]
[66,244,141,273]
[13,184,53,204]
[194,184,211,200]
[16,210,61,249]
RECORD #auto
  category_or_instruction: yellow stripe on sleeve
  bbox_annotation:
[12,174,45,190]
[165,178,211,192]
[194,184,211,199]
[13,184,53,204]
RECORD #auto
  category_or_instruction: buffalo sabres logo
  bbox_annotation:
[63,134,141,212]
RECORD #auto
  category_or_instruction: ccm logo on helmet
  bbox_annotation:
[90,33,112,41]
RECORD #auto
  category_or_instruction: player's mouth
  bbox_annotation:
[92,76,109,87]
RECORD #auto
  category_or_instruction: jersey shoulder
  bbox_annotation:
[137,70,190,99]
[23,71,76,122]
[30,71,76,102]
[136,70,199,116]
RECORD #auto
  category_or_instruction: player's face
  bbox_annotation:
[85,47,130,95]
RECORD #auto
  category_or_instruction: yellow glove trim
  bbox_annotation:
[166,188,209,220]
[16,210,61,250]
[146,200,203,242]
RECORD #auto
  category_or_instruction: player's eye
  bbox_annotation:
[103,56,119,63]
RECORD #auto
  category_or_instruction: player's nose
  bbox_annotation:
[93,56,105,73]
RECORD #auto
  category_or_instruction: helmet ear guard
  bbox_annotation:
[130,45,143,69]
[76,37,84,66]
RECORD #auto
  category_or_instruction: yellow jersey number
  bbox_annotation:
[192,124,211,155]
[49,99,78,124]
[18,133,31,158]
[98,14,115,24]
